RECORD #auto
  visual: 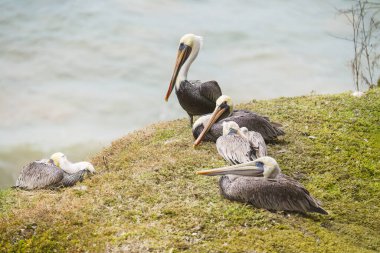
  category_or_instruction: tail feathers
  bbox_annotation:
[274,126,285,136]
[263,124,285,141]
[271,121,283,128]
[311,206,328,215]
[261,116,285,135]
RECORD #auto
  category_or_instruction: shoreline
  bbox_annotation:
[1,89,379,252]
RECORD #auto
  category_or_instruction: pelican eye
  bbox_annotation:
[179,43,186,51]
[255,161,264,169]
[228,128,237,135]
[218,101,228,109]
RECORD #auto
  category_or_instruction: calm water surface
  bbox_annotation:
[0,0,354,187]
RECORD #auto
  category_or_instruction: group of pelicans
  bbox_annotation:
[14,34,327,215]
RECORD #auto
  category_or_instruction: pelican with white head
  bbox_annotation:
[50,152,95,174]
[165,34,222,126]
[196,156,328,214]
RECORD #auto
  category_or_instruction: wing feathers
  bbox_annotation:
[223,176,327,214]
[15,161,88,190]
[15,161,63,190]
[199,80,222,103]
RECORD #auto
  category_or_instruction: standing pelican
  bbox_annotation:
[165,34,222,125]
[217,121,267,165]
[193,95,284,145]
[14,152,95,190]
[197,156,328,214]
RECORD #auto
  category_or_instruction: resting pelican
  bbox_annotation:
[14,152,95,190]
[216,121,267,165]
[197,156,328,214]
[193,95,284,146]
[165,33,222,125]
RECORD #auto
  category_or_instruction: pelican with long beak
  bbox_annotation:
[193,95,284,146]
[216,121,267,165]
[165,34,222,126]
[14,152,95,190]
[197,156,328,214]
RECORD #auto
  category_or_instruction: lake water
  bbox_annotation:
[0,0,355,188]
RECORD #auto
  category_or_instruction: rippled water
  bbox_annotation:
[0,0,354,188]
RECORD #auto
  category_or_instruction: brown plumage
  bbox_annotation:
[216,121,267,165]
[193,96,284,146]
[197,157,328,215]
[15,160,87,190]
[165,34,222,125]
[219,174,327,214]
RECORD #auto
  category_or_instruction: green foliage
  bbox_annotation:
[0,189,13,213]
[0,89,379,252]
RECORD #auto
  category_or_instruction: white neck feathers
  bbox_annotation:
[176,40,201,89]
[60,160,94,174]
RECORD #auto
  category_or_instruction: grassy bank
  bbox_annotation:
[1,89,379,252]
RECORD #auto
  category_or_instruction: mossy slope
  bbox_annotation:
[1,89,379,252]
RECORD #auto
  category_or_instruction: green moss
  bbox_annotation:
[0,89,379,252]
[0,189,13,213]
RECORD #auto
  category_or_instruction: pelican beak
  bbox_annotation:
[165,44,192,101]
[193,106,227,147]
[236,129,247,139]
[196,161,264,177]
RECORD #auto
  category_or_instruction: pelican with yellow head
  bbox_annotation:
[165,33,222,126]
[192,95,285,146]
[14,152,95,190]
[197,156,328,215]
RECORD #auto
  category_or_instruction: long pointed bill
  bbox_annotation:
[196,161,264,177]
[165,45,192,101]
[193,107,227,147]
[236,129,247,139]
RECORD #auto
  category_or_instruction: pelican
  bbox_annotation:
[193,95,284,146]
[197,156,328,215]
[165,33,222,125]
[14,152,95,190]
[216,121,267,165]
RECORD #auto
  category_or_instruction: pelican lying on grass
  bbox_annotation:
[216,121,267,165]
[197,156,328,215]
[165,33,222,126]
[14,152,95,190]
[193,95,284,145]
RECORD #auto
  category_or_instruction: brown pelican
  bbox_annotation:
[197,156,328,215]
[165,33,222,125]
[216,121,267,165]
[240,126,267,157]
[14,152,95,190]
[193,95,284,146]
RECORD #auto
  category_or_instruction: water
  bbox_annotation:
[0,0,355,188]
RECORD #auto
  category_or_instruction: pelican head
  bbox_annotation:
[215,95,234,113]
[50,152,96,174]
[50,152,67,168]
[196,156,281,179]
[194,95,234,146]
[223,121,238,135]
[165,34,203,101]
[79,162,96,174]
[240,127,249,137]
